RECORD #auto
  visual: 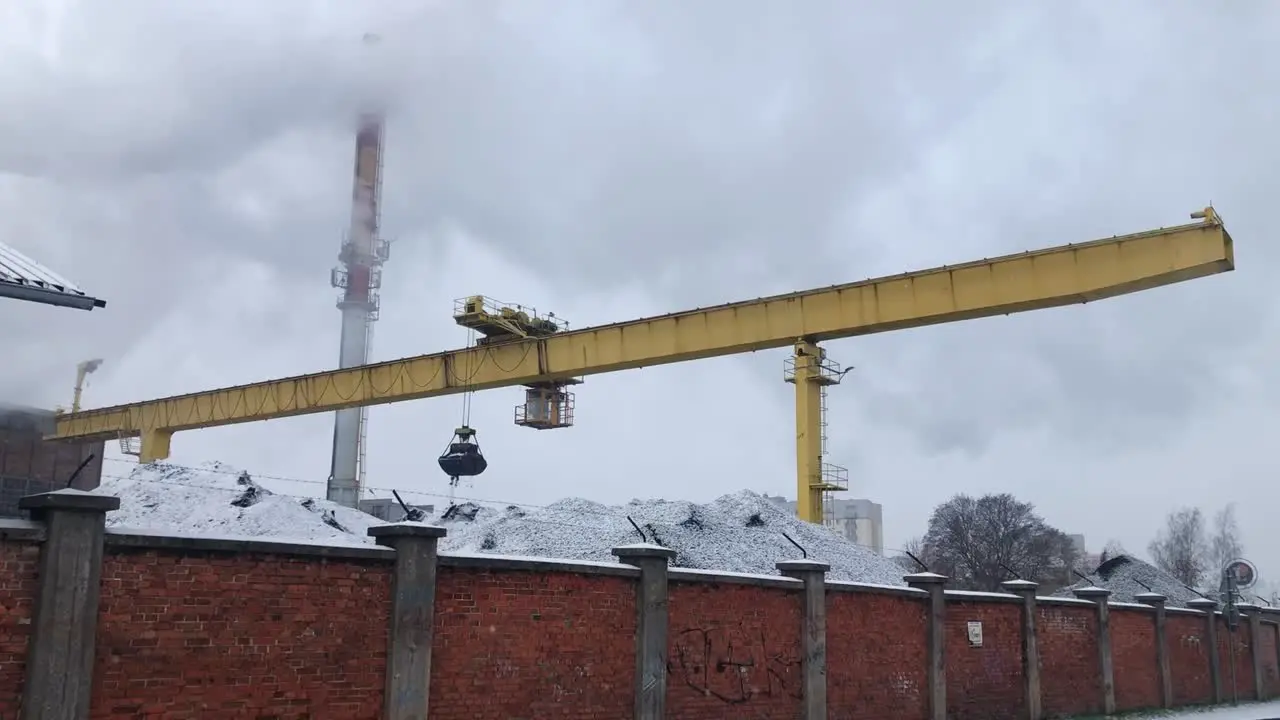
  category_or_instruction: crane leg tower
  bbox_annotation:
[786,341,849,524]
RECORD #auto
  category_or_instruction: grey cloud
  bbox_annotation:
[4,0,1280,560]
[2,0,1027,406]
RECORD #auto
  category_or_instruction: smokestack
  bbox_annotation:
[326,33,389,509]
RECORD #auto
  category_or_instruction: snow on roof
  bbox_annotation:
[0,240,105,310]
[1056,554,1208,608]
[97,461,909,585]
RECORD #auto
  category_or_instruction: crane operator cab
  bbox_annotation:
[438,425,488,480]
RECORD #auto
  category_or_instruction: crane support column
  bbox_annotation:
[792,341,826,523]
[787,340,850,524]
[139,430,172,464]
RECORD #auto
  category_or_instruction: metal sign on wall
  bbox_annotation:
[967,621,983,647]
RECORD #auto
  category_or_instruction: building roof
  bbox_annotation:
[0,241,105,311]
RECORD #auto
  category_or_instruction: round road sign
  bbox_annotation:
[1226,559,1258,591]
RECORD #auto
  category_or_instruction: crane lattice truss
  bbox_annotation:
[50,209,1234,522]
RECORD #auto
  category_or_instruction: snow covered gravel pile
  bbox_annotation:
[1057,554,1206,608]
[101,461,380,546]
[98,461,906,585]
[435,492,907,585]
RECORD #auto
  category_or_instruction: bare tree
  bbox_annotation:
[921,493,1079,592]
[894,536,929,573]
[1148,507,1208,588]
[1099,539,1128,565]
[1209,504,1244,579]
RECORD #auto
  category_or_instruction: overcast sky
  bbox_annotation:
[3,0,1278,580]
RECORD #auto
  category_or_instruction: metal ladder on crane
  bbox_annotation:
[118,433,141,457]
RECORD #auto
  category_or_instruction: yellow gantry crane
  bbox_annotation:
[50,209,1234,523]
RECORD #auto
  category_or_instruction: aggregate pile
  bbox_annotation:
[1057,554,1207,607]
[98,461,906,585]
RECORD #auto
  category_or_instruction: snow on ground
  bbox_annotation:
[98,462,907,585]
[1103,699,1280,718]
[1057,554,1208,608]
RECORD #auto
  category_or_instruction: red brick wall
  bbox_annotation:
[0,540,37,717]
[1216,617,1256,700]
[428,566,635,720]
[665,581,802,718]
[1167,611,1214,706]
[1262,622,1280,698]
[827,589,929,720]
[3,530,1274,719]
[1111,607,1161,711]
[944,600,1024,720]
[1037,603,1102,717]
[91,547,391,719]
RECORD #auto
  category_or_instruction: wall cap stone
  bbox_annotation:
[826,580,927,598]
[1038,596,1097,607]
[105,527,396,561]
[904,571,948,586]
[946,589,1021,604]
[669,568,800,589]
[440,552,640,578]
[611,543,676,561]
[1001,579,1039,592]
[1135,592,1168,606]
[776,559,831,575]
[0,518,45,542]
[1073,586,1112,599]
[367,523,447,540]
[19,489,120,514]
[1186,598,1219,611]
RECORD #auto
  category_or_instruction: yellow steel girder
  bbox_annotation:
[53,208,1234,519]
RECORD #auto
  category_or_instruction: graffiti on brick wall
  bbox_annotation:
[670,625,802,704]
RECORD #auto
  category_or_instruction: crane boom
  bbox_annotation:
[51,210,1233,472]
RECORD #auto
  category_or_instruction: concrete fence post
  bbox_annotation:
[778,559,830,720]
[1241,604,1266,700]
[1073,586,1115,716]
[1136,592,1173,708]
[18,488,120,720]
[905,572,947,720]
[613,543,676,720]
[1001,579,1041,720]
[368,523,447,720]
[1188,598,1223,703]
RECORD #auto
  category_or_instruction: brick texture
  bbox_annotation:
[90,548,391,719]
[1167,612,1214,706]
[429,567,634,720]
[1262,621,1280,698]
[827,590,928,720]
[1216,617,1256,701]
[1111,607,1161,711]
[666,582,802,718]
[0,528,1269,719]
[1037,604,1102,717]
[0,540,38,718]
[944,601,1023,720]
